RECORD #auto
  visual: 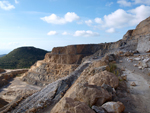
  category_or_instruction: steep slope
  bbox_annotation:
[0,47,48,69]
[22,44,121,86]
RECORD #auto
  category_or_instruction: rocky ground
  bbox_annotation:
[0,52,149,113]
[117,53,150,113]
[0,77,41,102]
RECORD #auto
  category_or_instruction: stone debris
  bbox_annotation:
[138,61,148,69]
[127,58,133,62]
[92,105,107,113]
[134,57,141,61]
[102,101,125,113]
[121,74,127,81]
[133,64,138,67]
[130,82,136,86]
[138,66,142,70]
[143,58,150,63]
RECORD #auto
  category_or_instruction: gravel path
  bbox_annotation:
[118,54,150,113]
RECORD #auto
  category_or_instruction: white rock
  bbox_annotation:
[127,58,133,62]
[133,64,138,67]
[138,66,142,70]
[143,58,150,63]
[134,57,141,61]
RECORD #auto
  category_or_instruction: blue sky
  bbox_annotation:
[0,0,150,54]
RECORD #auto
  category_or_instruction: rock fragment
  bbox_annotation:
[102,101,125,113]
[130,82,136,86]
[92,105,107,113]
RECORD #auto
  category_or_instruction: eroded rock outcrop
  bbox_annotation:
[0,69,28,88]
[51,97,95,113]
[123,16,150,52]
[88,71,119,88]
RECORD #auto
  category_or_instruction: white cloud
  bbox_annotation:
[47,31,58,35]
[64,12,80,22]
[15,0,19,4]
[134,0,150,5]
[106,2,113,6]
[74,30,100,37]
[62,31,70,35]
[41,12,80,24]
[106,28,116,33]
[85,20,93,26]
[117,0,131,7]
[95,18,103,24]
[128,5,150,26]
[0,1,15,10]
[103,9,133,28]
[102,5,150,28]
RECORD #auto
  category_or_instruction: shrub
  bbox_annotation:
[106,63,117,73]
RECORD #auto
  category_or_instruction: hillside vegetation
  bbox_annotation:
[0,47,48,69]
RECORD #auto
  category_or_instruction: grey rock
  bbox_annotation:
[92,105,107,113]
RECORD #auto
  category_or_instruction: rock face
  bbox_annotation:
[22,60,79,86]
[88,70,119,88]
[0,61,91,113]
[64,83,112,107]
[123,17,150,52]
[0,69,28,88]
[22,43,120,86]
[51,97,95,113]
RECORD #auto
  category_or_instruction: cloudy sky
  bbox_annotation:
[0,0,150,54]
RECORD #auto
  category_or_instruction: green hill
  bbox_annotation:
[0,47,48,69]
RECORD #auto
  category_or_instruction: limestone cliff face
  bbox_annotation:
[22,43,122,86]
[45,44,119,64]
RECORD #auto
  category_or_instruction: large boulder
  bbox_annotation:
[88,71,119,88]
[64,83,112,107]
[51,97,95,113]
[102,101,125,113]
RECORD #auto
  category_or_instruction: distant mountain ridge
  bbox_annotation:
[0,47,48,69]
[0,54,6,58]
